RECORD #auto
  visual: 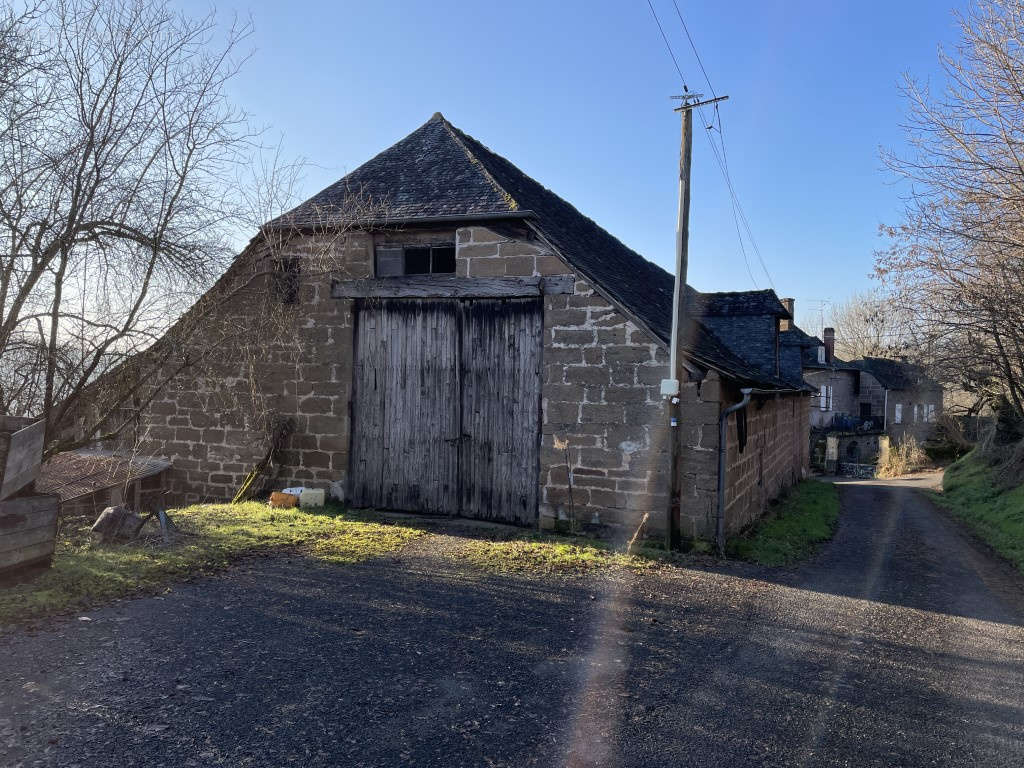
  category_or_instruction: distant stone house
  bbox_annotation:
[853,357,944,442]
[800,323,943,443]
[89,113,810,541]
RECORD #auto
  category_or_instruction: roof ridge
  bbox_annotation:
[436,116,519,212]
[700,288,776,297]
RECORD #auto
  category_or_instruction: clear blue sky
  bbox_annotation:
[176,0,964,328]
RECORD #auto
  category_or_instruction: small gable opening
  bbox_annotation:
[272,255,300,305]
[376,244,456,277]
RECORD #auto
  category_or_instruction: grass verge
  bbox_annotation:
[0,502,423,626]
[932,451,1024,572]
[726,480,840,566]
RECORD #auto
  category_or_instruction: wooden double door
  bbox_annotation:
[349,297,542,524]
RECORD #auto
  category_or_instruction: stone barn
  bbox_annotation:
[91,113,810,541]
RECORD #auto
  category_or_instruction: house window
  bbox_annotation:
[272,256,300,304]
[925,403,936,422]
[860,402,872,421]
[819,384,832,411]
[375,244,456,277]
[913,404,920,422]
[893,403,902,424]
[817,346,825,364]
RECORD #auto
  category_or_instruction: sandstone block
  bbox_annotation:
[580,403,624,424]
[459,243,500,259]
[535,255,570,276]
[501,255,535,276]
[545,308,588,327]
[565,366,608,386]
[544,401,580,424]
[553,328,596,346]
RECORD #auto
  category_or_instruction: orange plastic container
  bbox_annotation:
[269,491,299,508]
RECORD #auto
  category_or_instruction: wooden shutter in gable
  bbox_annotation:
[375,246,404,277]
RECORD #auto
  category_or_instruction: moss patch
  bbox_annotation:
[726,480,840,566]
[459,533,663,574]
[0,503,423,626]
[933,451,1024,572]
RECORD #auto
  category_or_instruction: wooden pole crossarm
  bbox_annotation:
[673,94,730,112]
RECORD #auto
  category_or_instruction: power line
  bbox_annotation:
[646,0,689,92]
[645,1,759,289]
[671,0,716,100]
[662,1,778,291]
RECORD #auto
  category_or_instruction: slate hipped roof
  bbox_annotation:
[272,113,799,391]
[690,290,792,318]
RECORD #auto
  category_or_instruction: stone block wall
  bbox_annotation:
[454,224,566,277]
[886,384,943,443]
[126,232,372,504]
[722,389,810,534]
[674,374,725,539]
[538,276,675,533]
[805,368,859,429]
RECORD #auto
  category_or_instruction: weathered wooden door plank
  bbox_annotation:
[459,298,542,524]
[350,299,459,513]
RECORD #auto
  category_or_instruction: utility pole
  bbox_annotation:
[663,92,729,552]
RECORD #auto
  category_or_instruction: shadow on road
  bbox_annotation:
[2,476,1023,766]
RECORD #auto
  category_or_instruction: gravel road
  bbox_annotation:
[1,477,1022,767]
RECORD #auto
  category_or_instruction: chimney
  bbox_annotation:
[823,327,835,364]
[780,297,795,331]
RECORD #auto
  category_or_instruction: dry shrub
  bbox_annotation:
[877,436,929,478]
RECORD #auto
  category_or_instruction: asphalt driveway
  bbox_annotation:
[1,478,1023,767]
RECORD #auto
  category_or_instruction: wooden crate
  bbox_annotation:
[0,494,59,573]
[0,416,45,500]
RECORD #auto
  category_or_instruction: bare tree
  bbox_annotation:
[0,1,373,455]
[879,0,1024,422]
[825,291,912,361]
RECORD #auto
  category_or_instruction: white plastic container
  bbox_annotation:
[299,488,325,508]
